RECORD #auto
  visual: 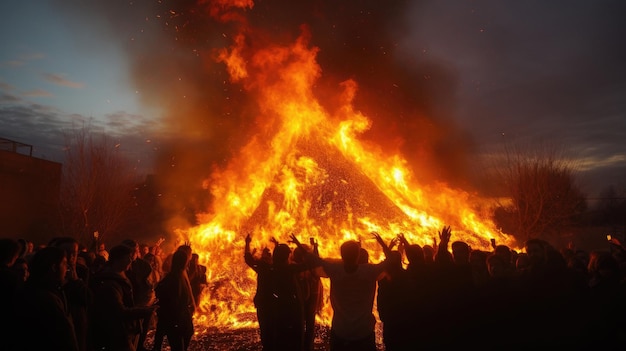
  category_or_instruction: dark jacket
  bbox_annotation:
[90,267,149,351]
[15,280,79,351]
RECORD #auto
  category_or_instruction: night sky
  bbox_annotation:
[1,0,624,199]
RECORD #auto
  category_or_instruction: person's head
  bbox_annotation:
[588,250,619,280]
[140,244,150,257]
[495,245,512,266]
[273,244,291,265]
[78,251,95,268]
[171,249,190,273]
[487,253,508,278]
[340,241,361,266]
[451,241,470,264]
[387,251,402,271]
[98,243,106,251]
[92,255,106,272]
[525,239,547,268]
[358,248,369,264]
[50,237,79,267]
[176,244,193,261]
[0,238,21,267]
[121,239,141,260]
[11,257,29,282]
[143,253,158,271]
[423,245,435,263]
[108,245,134,272]
[405,244,424,266]
[515,253,530,272]
[470,250,488,271]
[28,246,67,286]
[292,244,310,264]
[261,247,272,263]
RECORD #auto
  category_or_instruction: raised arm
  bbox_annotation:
[310,237,319,257]
[435,225,453,265]
[244,233,257,269]
[373,232,392,258]
[398,233,410,247]
[290,233,323,270]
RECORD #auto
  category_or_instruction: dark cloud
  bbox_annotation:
[402,0,626,195]
[0,100,159,172]
[0,102,67,160]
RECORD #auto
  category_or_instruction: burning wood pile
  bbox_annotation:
[161,0,517,331]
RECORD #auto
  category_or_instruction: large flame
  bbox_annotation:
[172,1,515,331]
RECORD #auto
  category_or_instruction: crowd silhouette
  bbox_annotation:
[0,236,206,351]
[1,225,625,351]
[243,227,626,351]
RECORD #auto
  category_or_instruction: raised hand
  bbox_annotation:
[156,237,165,247]
[389,237,399,250]
[398,233,409,247]
[310,237,320,256]
[373,232,391,256]
[438,225,452,245]
[289,233,302,247]
[372,232,384,246]
[270,237,279,246]
[245,233,252,245]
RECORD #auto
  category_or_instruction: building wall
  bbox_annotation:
[0,150,61,242]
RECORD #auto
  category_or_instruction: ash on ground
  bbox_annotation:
[147,326,339,351]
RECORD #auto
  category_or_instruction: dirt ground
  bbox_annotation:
[146,326,351,351]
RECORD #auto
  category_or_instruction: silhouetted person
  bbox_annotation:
[422,245,435,266]
[397,234,437,347]
[376,248,413,351]
[517,238,589,347]
[11,257,29,285]
[90,245,156,351]
[293,240,323,351]
[244,235,274,350]
[433,226,476,346]
[293,234,387,351]
[154,249,196,351]
[1,238,22,350]
[121,239,155,351]
[50,237,93,351]
[97,243,109,261]
[14,246,79,351]
[188,253,207,306]
[246,234,311,351]
[1,237,21,298]
[586,250,625,347]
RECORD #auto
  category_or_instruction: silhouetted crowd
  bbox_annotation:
[244,228,626,351]
[2,227,625,351]
[0,237,207,351]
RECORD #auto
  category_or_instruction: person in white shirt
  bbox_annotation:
[290,234,388,351]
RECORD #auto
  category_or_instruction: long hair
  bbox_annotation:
[158,249,196,312]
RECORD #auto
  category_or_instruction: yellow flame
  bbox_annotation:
[178,28,515,329]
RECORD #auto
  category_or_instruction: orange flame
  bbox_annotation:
[174,3,515,332]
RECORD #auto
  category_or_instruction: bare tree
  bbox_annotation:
[59,125,137,248]
[489,142,587,242]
